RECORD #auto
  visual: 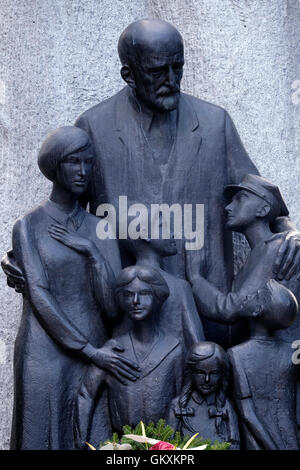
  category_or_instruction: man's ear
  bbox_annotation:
[256,204,271,219]
[120,65,136,89]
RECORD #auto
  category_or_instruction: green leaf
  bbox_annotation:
[119,419,230,450]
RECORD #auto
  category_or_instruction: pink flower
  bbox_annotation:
[149,441,176,450]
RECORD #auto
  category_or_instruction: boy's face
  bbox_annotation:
[118,278,158,321]
[225,190,267,232]
[191,357,222,396]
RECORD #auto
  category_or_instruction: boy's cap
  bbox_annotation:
[224,174,289,217]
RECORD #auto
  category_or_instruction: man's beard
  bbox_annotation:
[155,91,180,111]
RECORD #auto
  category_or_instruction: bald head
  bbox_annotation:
[118,19,184,112]
[118,19,183,66]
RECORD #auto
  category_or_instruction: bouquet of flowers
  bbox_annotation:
[86,419,231,450]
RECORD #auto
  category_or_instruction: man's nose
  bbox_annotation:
[133,293,140,305]
[205,373,210,384]
[166,66,176,87]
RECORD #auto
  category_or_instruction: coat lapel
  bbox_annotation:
[113,88,202,204]
[113,87,163,204]
[112,331,180,379]
[139,333,180,379]
[162,93,202,202]
[43,200,86,231]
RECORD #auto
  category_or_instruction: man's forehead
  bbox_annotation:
[137,51,184,68]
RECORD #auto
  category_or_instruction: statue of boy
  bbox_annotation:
[186,174,300,438]
[187,174,300,344]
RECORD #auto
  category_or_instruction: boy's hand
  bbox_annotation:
[274,231,300,281]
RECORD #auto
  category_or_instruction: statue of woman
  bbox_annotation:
[11,126,140,449]
[167,342,240,449]
[74,265,183,448]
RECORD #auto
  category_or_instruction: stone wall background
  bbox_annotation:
[0,0,299,449]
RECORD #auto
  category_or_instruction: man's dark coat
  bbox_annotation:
[76,86,258,346]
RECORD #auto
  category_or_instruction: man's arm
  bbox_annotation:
[225,111,259,184]
[180,280,205,346]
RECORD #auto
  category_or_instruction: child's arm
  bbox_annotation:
[74,365,106,449]
[190,276,262,324]
[236,397,278,450]
[228,349,283,450]
[185,248,261,324]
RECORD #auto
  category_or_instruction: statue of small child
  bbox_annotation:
[228,280,299,450]
[167,341,240,449]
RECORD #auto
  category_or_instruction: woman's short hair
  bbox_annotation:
[115,265,170,303]
[38,126,91,182]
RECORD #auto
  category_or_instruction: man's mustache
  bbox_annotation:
[158,86,180,97]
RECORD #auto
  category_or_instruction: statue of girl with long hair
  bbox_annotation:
[167,341,240,449]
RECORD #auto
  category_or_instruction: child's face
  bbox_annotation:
[118,278,158,322]
[57,147,94,196]
[150,238,177,257]
[191,357,222,396]
[225,190,267,232]
[149,217,177,257]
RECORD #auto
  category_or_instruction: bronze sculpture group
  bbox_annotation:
[2,18,300,450]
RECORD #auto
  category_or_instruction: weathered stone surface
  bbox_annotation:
[0,0,299,449]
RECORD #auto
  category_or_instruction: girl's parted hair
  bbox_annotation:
[115,265,169,303]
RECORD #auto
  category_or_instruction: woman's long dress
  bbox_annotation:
[11,200,121,449]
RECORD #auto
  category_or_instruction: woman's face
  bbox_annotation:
[56,147,94,195]
[118,278,158,322]
[191,357,222,396]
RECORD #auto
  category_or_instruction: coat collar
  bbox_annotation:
[191,389,226,408]
[43,199,86,231]
[113,86,199,135]
[119,329,180,379]
[113,87,202,203]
